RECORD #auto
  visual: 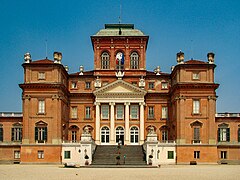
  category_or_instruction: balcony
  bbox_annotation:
[216,113,240,117]
[0,112,22,117]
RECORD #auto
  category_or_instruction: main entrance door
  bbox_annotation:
[116,126,124,145]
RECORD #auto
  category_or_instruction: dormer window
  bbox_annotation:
[161,82,168,89]
[38,72,45,80]
[71,82,77,89]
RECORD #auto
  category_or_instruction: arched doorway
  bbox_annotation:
[101,126,109,144]
[130,126,139,144]
[116,126,124,145]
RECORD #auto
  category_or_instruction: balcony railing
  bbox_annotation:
[0,112,23,117]
[216,113,240,117]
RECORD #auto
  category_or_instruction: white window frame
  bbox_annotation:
[130,52,139,69]
[161,82,168,89]
[101,105,109,119]
[85,106,91,119]
[71,107,78,119]
[85,82,91,89]
[193,100,200,114]
[38,100,45,114]
[101,52,110,69]
[130,126,139,144]
[101,126,110,144]
[72,130,77,142]
[38,150,44,159]
[130,105,139,119]
[148,106,154,118]
[220,151,227,159]
[148,82,155,89]
[12,127,22,141]
[116,105,124,119]
[194,151,200,159]
[71,82,77,89]
[162,106,168,119]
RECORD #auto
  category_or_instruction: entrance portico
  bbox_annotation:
[93,79,147,145]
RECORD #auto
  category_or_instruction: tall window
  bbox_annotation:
[116,105,124,119]
[38,100,45,114]
[71,82,77,89]
[130,126,139,143]
[101,52,110,69]
[71,107,78,119]
[35,123,47,143]
[148,106,154,119]
[194,151,200,159]
[0,125,3,141]
[162,106,168,119]
[130,52,139,69]
[72,131,77,142]
[218,127,230,142]
[85,82,91,89]
[101,126,110,143]
[162,130,168,141]
[85,107,91,119]
[101,105,109,119]
[148,82,155,89]
[11,124,22,142]
[193,99,200,114]
[38,150,44,159]
[193,127,200,143]
[130,105,139,119]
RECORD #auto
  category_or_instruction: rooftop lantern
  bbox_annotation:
[176,51,184,64]
[79,65,84,75]
[207,52,215,64]
[53,52,62,64]
[24,52,32,63]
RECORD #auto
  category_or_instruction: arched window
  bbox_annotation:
[101,52,110,69]
[35,121,48,143]
[190,121,203,144]
[130,52,139,69]
[69,125,79,143]
[130,126,139,144]
[160,125,168,142]
[116,126,124,144]
[101,126,110,144]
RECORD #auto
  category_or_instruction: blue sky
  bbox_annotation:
[0,0,239,112]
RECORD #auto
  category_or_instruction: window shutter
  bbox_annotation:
[35,127,38,141]
[20,128,22,141]
[217,128,220,142]
[226,128,230,142]
[0,128,3,141]
[11,128,14,141]
[238,129,240,142]
[44,127,48,141]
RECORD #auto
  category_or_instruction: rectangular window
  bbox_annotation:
[148,82,155,89]
[71,82,77,89]
[11,127,22,141]
[38,150,44,159]
[162,106,168,119]
[101,105,109,119]
[116,105,124,119]
[193,127,200,143]
[162,130,168,141]
[71,107,78,119]
[85,82,91,89]
[64,151,71,159]
[85,106,91,119]
[193,72,200,80]
[148,106,154,119]
[193,100,200,114]
[220,151,227,159]
[167,151,174,159]
[35,127,47,142]
[0,127,3,141]
[38,100,45,114]
[72,131,77,142]
[14,151,20,159]
[194,151,200,159]
[218,128,230,142]
[161,82,168,89]
[130,105,139,119]
[238,128,240,142]
[38,72,45,80]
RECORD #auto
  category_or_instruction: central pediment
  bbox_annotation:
[93,80,147,97]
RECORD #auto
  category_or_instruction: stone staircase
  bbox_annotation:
[91,145,146,166]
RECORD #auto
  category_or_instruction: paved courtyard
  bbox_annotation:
[0,164,239,180]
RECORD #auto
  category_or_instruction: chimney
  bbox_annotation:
[207,52,215,64]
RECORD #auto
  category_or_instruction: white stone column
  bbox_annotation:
[95,102,100,144]
[110,102,115,144]
[140,102,145,144]
[124,102,130,144]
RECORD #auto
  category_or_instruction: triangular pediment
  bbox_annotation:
[93,80,146,96]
